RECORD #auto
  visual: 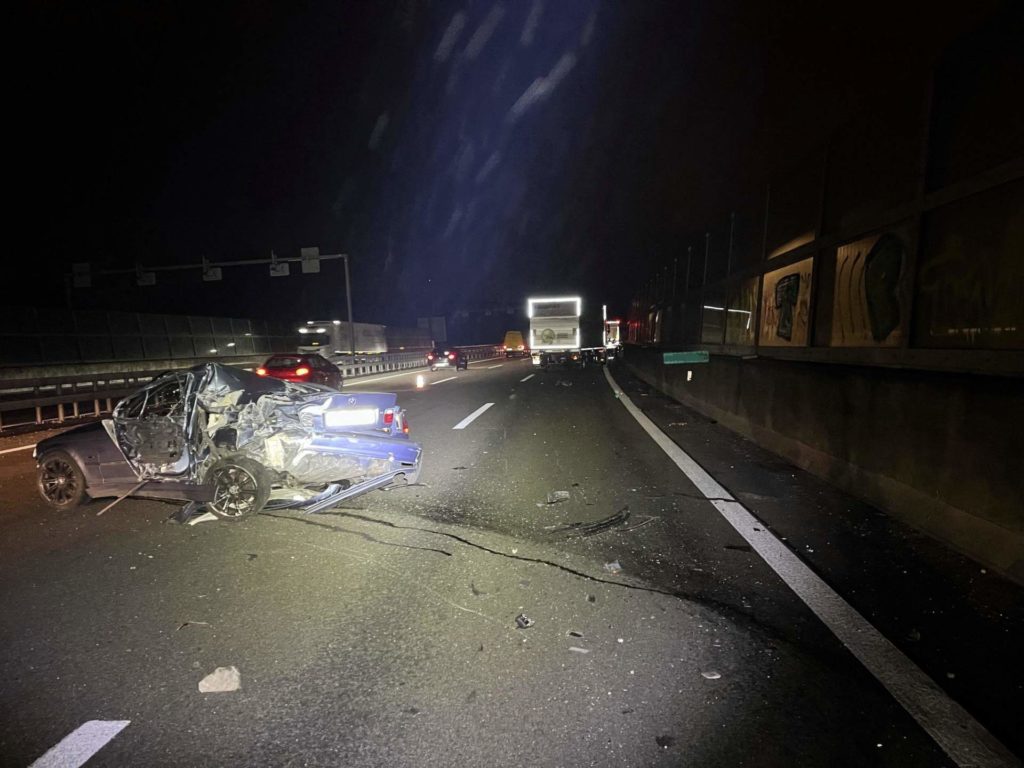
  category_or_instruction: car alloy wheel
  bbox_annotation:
[206,458,270,519]
[38,451,87,509]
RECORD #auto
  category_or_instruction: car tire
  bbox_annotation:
[205,456,272,521]
[37,450,89,511]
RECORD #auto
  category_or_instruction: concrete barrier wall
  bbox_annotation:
[623,346,1024,583]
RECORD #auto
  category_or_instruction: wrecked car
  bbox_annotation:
[34,363,422,520]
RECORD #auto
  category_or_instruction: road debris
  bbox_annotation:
[667,422,688,427]
[555,380,573,387]
[568,646,590,654]
[187,512,219,526]
[546,490,571,504]
[470,582,487,596]
[567,630,584,638]
[176,621,210,631]
[603,560,623,574]
[701,670,722,680]
[656,735,676,748]
[514,614,535,629]
[549,507,631,538]
[724,543,753,552]
[198,666,241,693]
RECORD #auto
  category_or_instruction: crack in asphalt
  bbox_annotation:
[261,503,802,645]
[301,508,706,603]
[261,511,453,557]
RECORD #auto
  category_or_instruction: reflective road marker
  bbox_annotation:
[603,366,1017,768]
[30,720,130,768]
[453,403,494,430]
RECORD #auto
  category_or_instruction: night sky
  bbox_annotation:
[14,0,997,331]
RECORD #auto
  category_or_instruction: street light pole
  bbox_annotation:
[343,254,355,356]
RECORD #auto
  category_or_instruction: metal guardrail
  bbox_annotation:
[0,345,503,431]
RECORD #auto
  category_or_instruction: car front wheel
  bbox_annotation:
[205,457,272,520]
[37,450,89,510]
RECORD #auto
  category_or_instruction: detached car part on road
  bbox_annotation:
[34,363,421,520]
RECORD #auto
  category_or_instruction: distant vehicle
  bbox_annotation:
[426,348,468,371]
[257,354,342,389]
[502,330,528,358]
[528,296,583,368]
[34,364,421,520]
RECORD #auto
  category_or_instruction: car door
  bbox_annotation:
[112,374,191,476]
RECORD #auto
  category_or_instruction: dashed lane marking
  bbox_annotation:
[431,376,457,385]
[0,443,36,455]
[520,374,535,382]
[603,365,1018,768]
[30,720,130,768]
[486,364,504,369]
[452,403,494,430]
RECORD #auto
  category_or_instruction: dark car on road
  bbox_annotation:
[426,348,468,371]
[257,353,343,389]
[34,363,421,520]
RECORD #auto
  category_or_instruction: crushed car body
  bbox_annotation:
[34,363,422,519]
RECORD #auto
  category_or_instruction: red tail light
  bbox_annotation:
[295,366,311,377]
[448,353,455,360]
[383,409,395,426]
[256,367,267,376]
[427,353,435,360]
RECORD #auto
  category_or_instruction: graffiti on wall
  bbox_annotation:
[760,257,813,346]
[831,232,906,347]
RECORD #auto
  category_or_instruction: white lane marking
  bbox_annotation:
[486,364,504,369]
[431,376,457,385]
[343,370,422,387]
[30,720,130,768]
[452,403,494,430]
[602,366,1017,768]
[0,443,36,455]
[520,374,535,382]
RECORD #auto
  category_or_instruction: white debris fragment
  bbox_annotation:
[187,512,219,526]
[568,647,590,654]
[701,671,722,680]
[199,666,241,693]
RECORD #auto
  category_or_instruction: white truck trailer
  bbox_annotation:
[528,296,584,367]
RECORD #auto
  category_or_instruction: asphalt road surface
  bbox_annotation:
[1,358,1021,767]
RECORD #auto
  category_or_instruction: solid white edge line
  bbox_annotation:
[520,374,535,382]
[602,365,1017,768]
[452,403,494,430]
[30,720,131,768]
[0,443,36,455]
[431,376,457,385]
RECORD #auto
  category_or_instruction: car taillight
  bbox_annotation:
[383,410,395,426]
[256,367,267,376]
[427,353,435,360]
[448,353,455,359]
[295,366,310,377]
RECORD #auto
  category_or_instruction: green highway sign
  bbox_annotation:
[663,351,709,365]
